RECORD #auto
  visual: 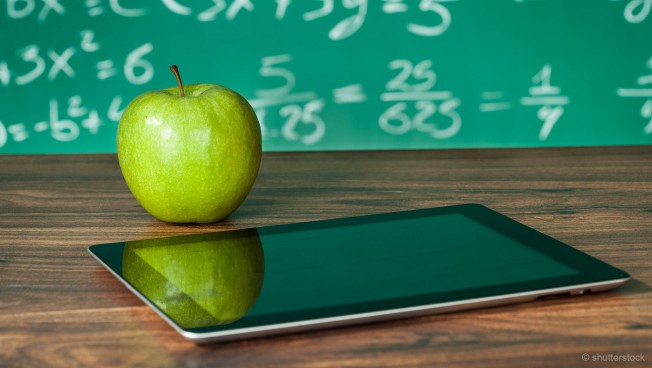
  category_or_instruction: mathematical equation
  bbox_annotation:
[0,95,124,148]
[4,0,650,42]
[4,0,461,41]
[250,57,573,144]
[617,56,652,134]
[1,0,650,151]
[0,30,153,88]
[8,54,652,150]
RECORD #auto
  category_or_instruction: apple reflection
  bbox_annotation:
[122,229,264,328]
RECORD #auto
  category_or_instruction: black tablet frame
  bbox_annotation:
[88,204,630,335]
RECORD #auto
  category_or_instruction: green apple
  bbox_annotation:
[117,65,262,223]
[122,229,265,328]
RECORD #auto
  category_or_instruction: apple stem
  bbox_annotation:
[170,65,185,97]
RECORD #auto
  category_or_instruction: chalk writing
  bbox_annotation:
[520,65,570,141]
[617,56,652,134]
[250,55,326,145]
[379,59,461,139]
[0,0,649,152]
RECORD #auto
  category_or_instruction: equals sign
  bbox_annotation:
[479,91,511,112]
[333,84,367,104]
[85,0,105,16]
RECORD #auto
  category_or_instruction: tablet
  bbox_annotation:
[88,204,629,343]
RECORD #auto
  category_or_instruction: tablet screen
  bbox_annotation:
[90,205,625,333]
[249,213,578,316]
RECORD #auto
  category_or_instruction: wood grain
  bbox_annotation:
[0,146,650,368]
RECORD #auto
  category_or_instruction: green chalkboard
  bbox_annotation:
[1,0,651,154]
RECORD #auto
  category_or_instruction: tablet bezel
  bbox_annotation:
[88,204,630,342]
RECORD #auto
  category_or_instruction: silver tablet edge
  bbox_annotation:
[88,248,629,344]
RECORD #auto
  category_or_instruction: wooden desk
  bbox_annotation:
[1,146,650,367]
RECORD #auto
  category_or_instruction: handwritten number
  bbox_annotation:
[432,98,462,139]
[256,55,295,98]
[530,64,561,95]
[123,43,154,85]
[280,100,325,145]
[280,105,302,141]
[624,0,651,24]
[386,59,436,92]
[407,0,452,37]
[329,0,367,41]
[412,60,437,92]
[380,100,461,139]
[299,99,326,145]
[15,45,46,85]
[537,106,564,141]
[67,96,87,118]
[386,60,413,92]
[379,102,411,135]
[80,30,100,52]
